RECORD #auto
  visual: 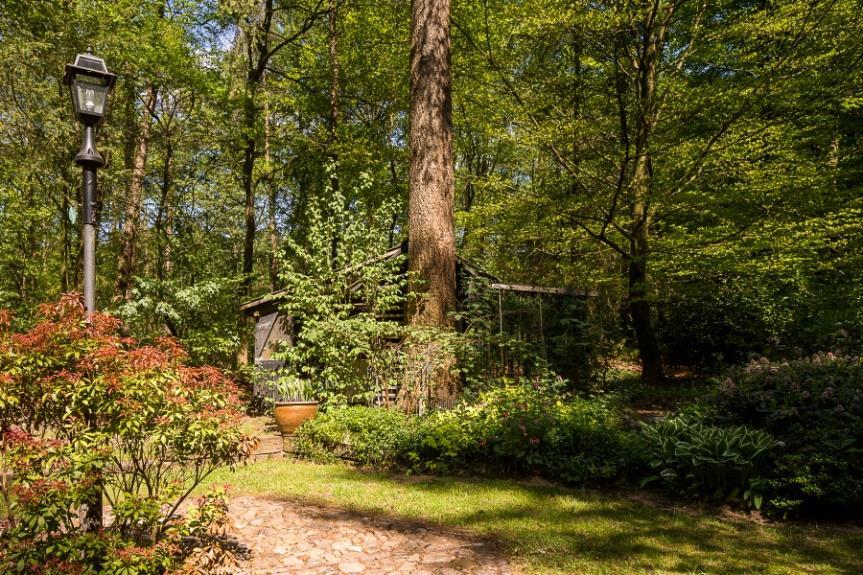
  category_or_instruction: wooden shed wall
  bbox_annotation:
[251,303,292,362]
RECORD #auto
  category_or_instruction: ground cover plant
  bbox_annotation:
[0,296,255,574]
[640,415,782,509]
[203,459,863,575]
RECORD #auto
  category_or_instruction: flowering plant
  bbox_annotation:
[710,353,863,516]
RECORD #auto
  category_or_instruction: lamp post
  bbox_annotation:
[63,51,116,316]
[63,51,116,532]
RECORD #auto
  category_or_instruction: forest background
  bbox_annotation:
[1,0,861,376]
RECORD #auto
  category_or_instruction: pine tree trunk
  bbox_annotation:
[408,0,456,328]
[403,0,458,407]
[115,85,157,300]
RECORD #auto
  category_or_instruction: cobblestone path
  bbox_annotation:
[228,496,514,575]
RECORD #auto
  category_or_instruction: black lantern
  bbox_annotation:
[63,51,117,125]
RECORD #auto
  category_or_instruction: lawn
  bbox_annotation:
[203,460,863,575]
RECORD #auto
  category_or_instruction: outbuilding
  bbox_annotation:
[240,242,597,389]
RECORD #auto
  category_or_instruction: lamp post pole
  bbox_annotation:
[63,50,116,316]
[63,50,116,533]
[75,129,105,532]
[73,125,105,532]
[77,123,104,315]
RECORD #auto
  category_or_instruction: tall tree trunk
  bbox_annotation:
[403,0,458,409]
[408,0,456,328]
[262,70,280,290]
[155,139,174,280]
[241,89,258,292]
[630,128,663,384]
[267,185,278,288]
[327,0,343,264]
[17,181,36,300]
[569,24,583,197]
[238,0,320,293]
[240,1,269,295]
[60,188,71,292]
[628,255,663,383]
[328,0,341,142]
[115,85,158,300]
[627,2,672,385]
[388,157,402,247]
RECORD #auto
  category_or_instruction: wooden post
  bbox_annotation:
[539,296,546,359]
[498,289,504,367]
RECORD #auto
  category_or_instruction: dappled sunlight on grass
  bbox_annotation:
[204,460,863,575]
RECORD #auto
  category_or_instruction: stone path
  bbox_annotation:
[227,496,513,575]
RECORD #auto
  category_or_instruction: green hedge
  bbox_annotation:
[294,406,413,468]
[295,385,638,485]
[296,355,862,517]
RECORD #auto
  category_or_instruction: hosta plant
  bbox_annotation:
[641,415,783,508]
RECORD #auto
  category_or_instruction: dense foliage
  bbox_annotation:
[630,354,863,516]
[298,358,863,519]
[294,405,413,469]
[295,381,636,484]
[0,1,861,374]
[1,4,861,565]
[115,276,246,366]
[0,296,255,573]
[708,354,863,516]
[268,183,407,405]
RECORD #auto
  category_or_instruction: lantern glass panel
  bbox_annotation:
[72,75,109,118]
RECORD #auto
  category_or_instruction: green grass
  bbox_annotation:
[203,460,863,575]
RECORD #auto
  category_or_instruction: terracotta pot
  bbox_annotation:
[273,401,319,435]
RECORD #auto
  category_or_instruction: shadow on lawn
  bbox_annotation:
[262,464,863,575]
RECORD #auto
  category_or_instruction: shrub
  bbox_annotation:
[296,381,638,485]
[466,384,635,483]
[0,295,255,573]
[640,416,782,508]
[294,406,413,468]
[708,353,863,516]
[115,276,245,366]
[403,408,479,474]
[274,178,407,406]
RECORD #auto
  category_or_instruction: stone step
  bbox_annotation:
[252,434,285,461]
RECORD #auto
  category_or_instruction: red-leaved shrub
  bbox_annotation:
[0,294,255,574]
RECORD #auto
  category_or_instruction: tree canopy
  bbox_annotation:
[1,0,861,376]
